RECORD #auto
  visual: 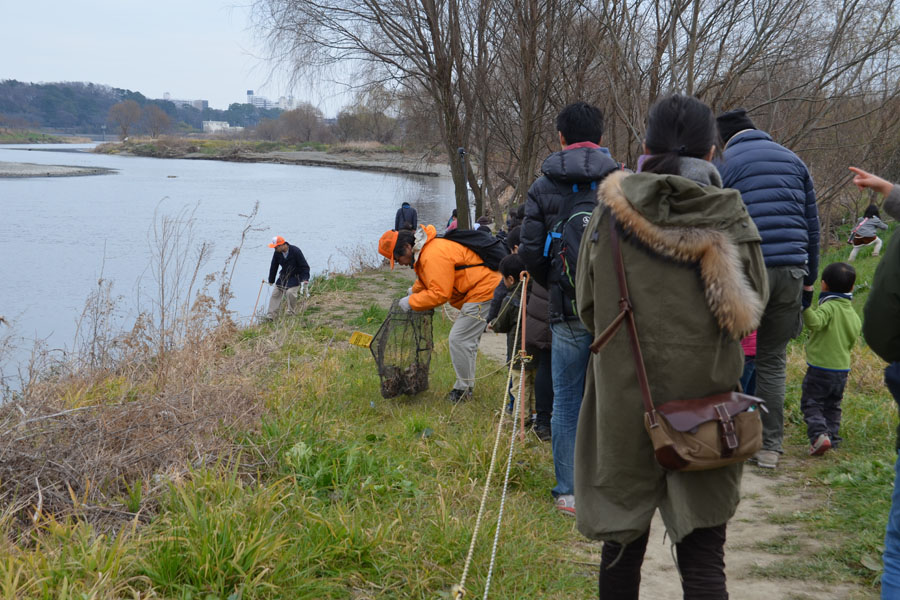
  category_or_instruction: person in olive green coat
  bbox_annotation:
[574,94,768,599]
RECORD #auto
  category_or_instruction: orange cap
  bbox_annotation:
[378,230,399,269]
[268,235,287,248]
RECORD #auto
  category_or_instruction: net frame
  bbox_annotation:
[370,300,435,398]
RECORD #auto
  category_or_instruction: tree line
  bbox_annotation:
[0,80,282,133]
[251,0,900,232]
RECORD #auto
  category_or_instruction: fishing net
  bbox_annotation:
[370,300,434,398]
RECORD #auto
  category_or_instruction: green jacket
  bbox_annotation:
[864,185,900,363]
[803,296,860,370]
[574,170,768,545]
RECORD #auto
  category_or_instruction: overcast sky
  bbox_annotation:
[1,1,347,115]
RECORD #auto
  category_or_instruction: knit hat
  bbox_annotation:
[716,109,756,144]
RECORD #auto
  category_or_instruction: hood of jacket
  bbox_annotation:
[413,224,437,263]
[602,170,764,338]
[540,145,620,184]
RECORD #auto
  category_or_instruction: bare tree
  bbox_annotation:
[107,100,141,140]
[253,0,500,228]
[279,103,324,142]
[142,104,171,138]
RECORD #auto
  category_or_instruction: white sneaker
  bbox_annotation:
[555,494,575,516]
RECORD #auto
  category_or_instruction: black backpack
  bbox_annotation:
[543,182,599,306]
[440,228,509,271]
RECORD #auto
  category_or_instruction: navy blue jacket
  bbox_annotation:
[395,203,418,231]
[717,130,820,285]
[519,145,621,321]
[268,244,310,288]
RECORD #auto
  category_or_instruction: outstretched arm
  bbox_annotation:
[849,167,895,196]
[850,167,900,221]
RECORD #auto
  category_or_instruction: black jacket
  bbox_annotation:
[395,203,418,231]
[490,280,552,369]
[519,145,621,321]
[269,244,310,288]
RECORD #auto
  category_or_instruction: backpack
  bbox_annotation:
[543,182,599,308]
[440,228,509,271]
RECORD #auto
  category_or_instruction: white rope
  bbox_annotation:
[453,278,528,599]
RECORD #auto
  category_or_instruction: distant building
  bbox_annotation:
[162,92,208,111]
[246,90,276,110]
[202,120,244,133]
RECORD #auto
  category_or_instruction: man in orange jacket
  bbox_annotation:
[379,225,501,402]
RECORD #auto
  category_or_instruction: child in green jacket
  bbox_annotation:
[801,262,862,455]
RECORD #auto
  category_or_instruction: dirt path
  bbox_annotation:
[476,331,878,600]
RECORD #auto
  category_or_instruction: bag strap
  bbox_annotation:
[589,215,657,423]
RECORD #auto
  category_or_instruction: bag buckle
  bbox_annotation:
[715,403,738,454]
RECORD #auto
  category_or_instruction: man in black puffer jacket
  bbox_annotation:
[519,101,621,515]
[716,108,820,470]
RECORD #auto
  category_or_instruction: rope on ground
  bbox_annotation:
[453,274,529,600]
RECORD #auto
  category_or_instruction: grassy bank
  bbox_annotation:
[0,267,594,598]
[773,232,896,587]
[0,129,81,144]
[94,137,404,159]
[1,229,897,597]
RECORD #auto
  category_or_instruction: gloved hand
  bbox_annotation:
[801,288,814,310]
[399,295,412,312]
[300,281,310,298]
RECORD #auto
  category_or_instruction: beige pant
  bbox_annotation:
[267,285,300,318]
[448,300,491,391]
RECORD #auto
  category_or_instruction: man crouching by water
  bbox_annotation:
[266,235,310,319]
[378,226,500,403]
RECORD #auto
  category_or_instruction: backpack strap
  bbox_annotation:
[454,263,486,271]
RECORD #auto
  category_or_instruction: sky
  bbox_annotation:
[1,0,348,115]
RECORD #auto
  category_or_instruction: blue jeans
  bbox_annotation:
[882,363,900,598]
[740,358,756,396]
[550,319,592,497]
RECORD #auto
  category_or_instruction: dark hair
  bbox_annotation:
[864,204,881,219]
[451,208,458,217]
[643,94,716,176]
[506,226,521,252]
[556,102,604,145]
[822,262,856,294]
[516,204,525,219]
[499,253,526,279]
[394,229,416,260]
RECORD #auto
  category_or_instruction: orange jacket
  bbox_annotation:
[410,225,502,311]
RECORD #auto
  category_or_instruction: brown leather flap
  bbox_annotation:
[654,392,764,432]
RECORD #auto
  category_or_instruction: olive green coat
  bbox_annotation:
[574,170,768,544]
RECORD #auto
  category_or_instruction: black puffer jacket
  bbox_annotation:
[519,145,621,322]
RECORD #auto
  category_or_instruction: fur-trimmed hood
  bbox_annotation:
[600,170,764,338]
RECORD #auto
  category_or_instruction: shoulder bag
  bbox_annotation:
[589,214,766,471]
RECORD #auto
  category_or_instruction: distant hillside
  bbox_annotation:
[0,80,283,134]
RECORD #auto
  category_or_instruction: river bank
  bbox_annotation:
[0,161,116,177]
[95,138,449,177]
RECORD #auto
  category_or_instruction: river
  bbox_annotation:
[0,144,456,382]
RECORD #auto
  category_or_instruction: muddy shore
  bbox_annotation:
[0,162,116,178]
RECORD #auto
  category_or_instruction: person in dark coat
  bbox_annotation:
[854,166,900,599]
[716,108,820,470]
[518,101,622,515]
[395,202,418,231]
[486,226,553,441]
[266,235,310,319]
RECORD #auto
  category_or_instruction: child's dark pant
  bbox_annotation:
[598,524,728,599]
[800,366,848,445]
